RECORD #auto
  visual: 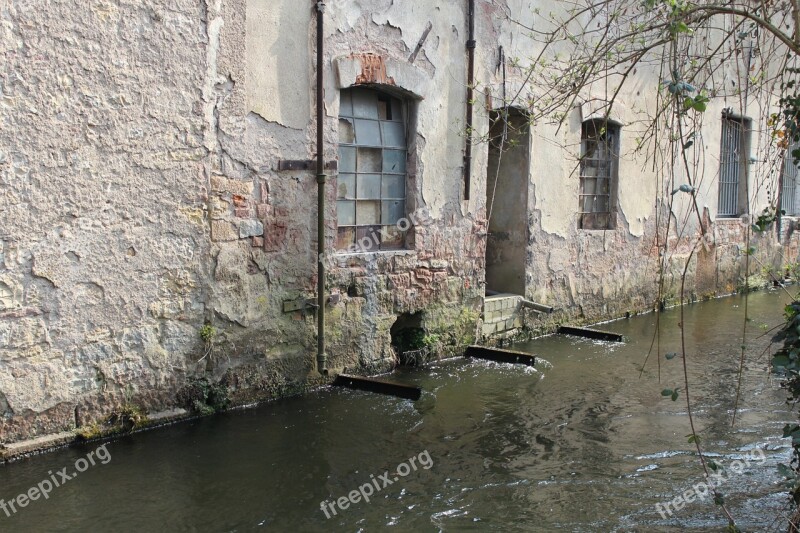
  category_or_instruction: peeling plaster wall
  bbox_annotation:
[0,0,785,445]
[0,0,211,441]
[245,1,311,130]
[480,0,781,321]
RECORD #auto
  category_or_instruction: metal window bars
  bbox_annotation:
[717,117,743,217]
[781,145,799,216]
[579,121,618,230]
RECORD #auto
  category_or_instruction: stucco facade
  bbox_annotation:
[0,0,791,446]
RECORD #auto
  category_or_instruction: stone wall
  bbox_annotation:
[0,0,791,446]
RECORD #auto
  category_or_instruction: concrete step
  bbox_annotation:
[482,294,524,336]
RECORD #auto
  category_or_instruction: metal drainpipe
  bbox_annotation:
[315,1,328,375]
[464,0,476,200]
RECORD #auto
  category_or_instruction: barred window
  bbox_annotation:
[336,88,407,251]
[578,119,619,230]
[717,115,750,217]
[781,145,799,216]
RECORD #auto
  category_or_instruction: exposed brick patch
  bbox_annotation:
[352,53,395,85]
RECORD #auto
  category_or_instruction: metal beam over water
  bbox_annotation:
[333,374,422,401]
[557,326,624,343]
[465,345,536,366]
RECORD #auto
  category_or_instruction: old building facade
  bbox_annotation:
[0,0,791,446]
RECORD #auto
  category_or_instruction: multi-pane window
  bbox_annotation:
[781,145,799,216]
[337,88,407,251]
[718,116,749,217]
[578,119,619,230]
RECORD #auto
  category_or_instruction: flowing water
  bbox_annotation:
[1,291,797,532]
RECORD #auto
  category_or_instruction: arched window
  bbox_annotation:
[336,88,407,251]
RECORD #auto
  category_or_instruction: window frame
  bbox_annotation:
[717,114,751,218]
[578,118,620,230]
[780,144,800,217]
[336,87,409,252]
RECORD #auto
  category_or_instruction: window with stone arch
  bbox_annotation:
[337,87,408,251]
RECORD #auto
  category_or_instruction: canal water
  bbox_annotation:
[0,291,796,532]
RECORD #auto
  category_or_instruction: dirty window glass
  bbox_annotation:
[578,119,618,230]
[337,88,408,251]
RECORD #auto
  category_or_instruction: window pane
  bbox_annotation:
[356,226,381,251]
[377,98,389,120]
[337,88,409,248]
[381,226,404,250]
[357,174,381,199]
[340,91,353,117]
[352,90,378,119]
[390,98,402,122]
[338,118,355,144]
[357,147,382,172]
[337,200,355,225]
[382,175,404,199]
[383,149,406,174]
[337,227,355,250]
[356,200,380,225]
[381,121,405,147]
[339,146,356,173]
[354,119,381,145]
[382,200,405,224]
[337,174,355,199]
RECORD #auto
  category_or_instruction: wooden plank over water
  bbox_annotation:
[465,345,536,366]
[557,326,624,342]
[333,374,422,401]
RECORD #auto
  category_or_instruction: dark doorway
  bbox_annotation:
[485,108,529,295]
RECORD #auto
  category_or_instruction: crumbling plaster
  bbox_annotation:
[0,0,780,446]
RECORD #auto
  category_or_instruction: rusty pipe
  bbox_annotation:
[315,1,328,375]
[464,0,475,200]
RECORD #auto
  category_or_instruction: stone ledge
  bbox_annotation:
[1,431,75,462]
[0,408,191,463]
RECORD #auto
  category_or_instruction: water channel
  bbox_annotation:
[0,291,796,531]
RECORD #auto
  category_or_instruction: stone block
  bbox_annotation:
[239,220,264,238]
[210,175,253,196]
[430,259,449,270]
[256,204,272,220]
[264,226,287,252]
[211,221,238,241]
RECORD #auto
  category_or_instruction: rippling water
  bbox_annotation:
[0,291,797,532]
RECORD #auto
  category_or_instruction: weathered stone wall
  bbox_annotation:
[0,0,214,442]
[0,0,791,447]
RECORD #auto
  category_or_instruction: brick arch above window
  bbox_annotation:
[332,54,429,101]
